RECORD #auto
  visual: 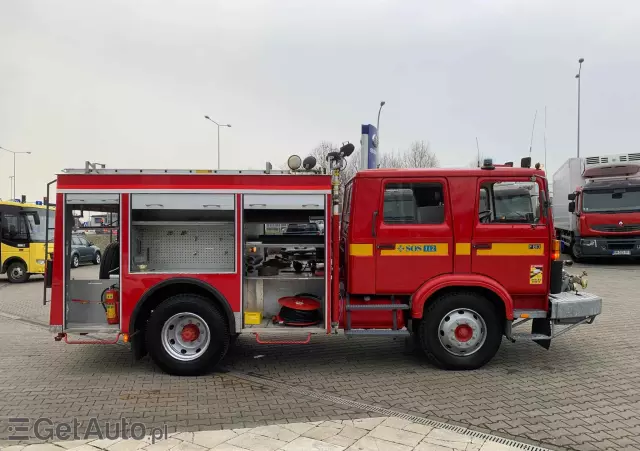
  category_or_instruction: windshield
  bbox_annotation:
[495,192,533,216]
[23,209,55,242]
[582,188,640,213]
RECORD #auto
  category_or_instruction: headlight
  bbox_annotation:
[581,239,596,247]
[36,259,45,265]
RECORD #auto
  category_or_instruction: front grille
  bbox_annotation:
[606,240,636,250]
[585,153,640,164]
[592,224,640,232]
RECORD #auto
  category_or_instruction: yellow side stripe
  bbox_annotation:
[350,244,373,256]
[380,243,448,256]
[476,243,544,256]
[455,243,471,256]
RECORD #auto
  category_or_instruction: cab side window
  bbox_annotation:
[383,183,444,225]
[342,182,353,228]
[1,214,28,240]
[478,181,540,224]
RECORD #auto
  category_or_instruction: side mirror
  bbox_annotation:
[568,201,576,213]
[568,193,576,201]
[520,157,532,168]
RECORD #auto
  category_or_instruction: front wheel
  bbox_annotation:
[146,294,230,376]
[7,261,29,283]
[93,251,101,265]
[419,292,502,370]
[570,241,583,262]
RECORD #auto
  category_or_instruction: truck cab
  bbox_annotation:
[554,153,640,259]
[340,159,600,370]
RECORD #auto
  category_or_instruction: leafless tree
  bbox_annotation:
[377,150,405,169]
[378,140,438,168]
[404,140,438,168]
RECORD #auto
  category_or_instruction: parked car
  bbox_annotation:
[284,223,321,235]
[70,233,101,268]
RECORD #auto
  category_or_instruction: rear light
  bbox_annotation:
[551,239,560,260]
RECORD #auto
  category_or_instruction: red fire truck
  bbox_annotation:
[46,149,602,376]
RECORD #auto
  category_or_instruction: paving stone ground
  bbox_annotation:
[1,261,640,451]
[0,416,537,451]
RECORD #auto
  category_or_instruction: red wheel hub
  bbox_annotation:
[454,324,473,342]
[181,324,200,342]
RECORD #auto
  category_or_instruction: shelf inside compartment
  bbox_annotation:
[242,317,326,332]
[245,272,323,280]
[65,323,120,333]
[246,235,325,246]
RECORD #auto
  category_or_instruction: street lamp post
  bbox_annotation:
[204,116,231,170]
[0,146,32,199]
[8,176,14,199]
[376,101,386,152]
[575,58,585,158]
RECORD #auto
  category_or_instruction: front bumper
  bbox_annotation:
[550,291,602,324]
[508,291,602,344]
[578,237,640,257]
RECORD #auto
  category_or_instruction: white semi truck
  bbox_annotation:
[552,153,640,260]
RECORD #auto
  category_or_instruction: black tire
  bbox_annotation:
[71,253,80,269]
[92,251,101,265]
[419,292,502,370]
[145,294,230,376]
[99,242,119,279]
[7,261,29,283]
[570,241,583,262]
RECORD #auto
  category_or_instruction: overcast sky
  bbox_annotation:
[2,0,640,200]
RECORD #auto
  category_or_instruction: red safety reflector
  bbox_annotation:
[278,296,321,311]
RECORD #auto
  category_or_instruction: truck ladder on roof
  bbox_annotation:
[63,161,322,176]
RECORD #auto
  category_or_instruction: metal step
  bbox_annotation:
[347,304,410,311]
[344,329,410,336]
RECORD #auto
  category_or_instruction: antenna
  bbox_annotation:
[529,110,537,156]
[476,137,481,168]
[544,106,547,171]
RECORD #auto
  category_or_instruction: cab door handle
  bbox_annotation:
[473,243,492,249]
[377,244,396,250]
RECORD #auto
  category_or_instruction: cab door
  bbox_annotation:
[374,178,454,294]
[471,177,550,310]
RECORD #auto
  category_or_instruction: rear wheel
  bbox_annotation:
[419,292,502,370]
[7,261,29,283]
[93,251,101,265]
[71,253,80,268]
[146,294,230,376]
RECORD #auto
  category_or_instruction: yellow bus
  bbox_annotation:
[0,200,55,283]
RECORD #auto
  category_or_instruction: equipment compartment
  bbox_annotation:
[241,195,327,332]
[62,193,121,332]
[129,194,236,273]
